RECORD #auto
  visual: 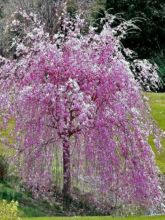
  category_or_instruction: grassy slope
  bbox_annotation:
[146,93,165,173]
[0,179,67,217]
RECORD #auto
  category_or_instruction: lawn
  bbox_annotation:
[146,92,165,173]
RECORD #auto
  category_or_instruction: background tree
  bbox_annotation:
[92,0,165,58]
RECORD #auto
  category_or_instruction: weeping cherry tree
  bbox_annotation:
[0,10,163,213]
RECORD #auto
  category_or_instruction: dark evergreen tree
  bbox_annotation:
[93,0,165,58]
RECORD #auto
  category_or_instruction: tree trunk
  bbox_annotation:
[62,136,71,204]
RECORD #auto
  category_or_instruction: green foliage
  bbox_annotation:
[0,155,8,182]
[153,55,165,91]
[0,200,21,220]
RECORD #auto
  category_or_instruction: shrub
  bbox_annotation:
[0,200,21,220]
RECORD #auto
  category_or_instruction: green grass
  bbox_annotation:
[22,215,165,220]
[146,93,165,173]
